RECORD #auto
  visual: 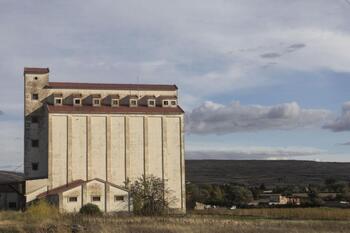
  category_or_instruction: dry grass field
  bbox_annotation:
[1,203,350,232]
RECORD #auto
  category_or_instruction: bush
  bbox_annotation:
[129,175,173,216]
[25,200,59,222]
[79,203,102,216]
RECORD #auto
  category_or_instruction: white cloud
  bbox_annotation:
[186,146,324,160]
[0,0,349,110]
[186,101,332,134]
[0,0,349,163]
[324,101,350,132]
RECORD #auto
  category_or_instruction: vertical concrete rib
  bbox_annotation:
[179,116,186,211]
[48,115,53,189]
[86,116,90,181]
[106,116,111,182]
[161,116,166,202]
[143,116,147,177]
[124,116,129,184]
[162,117,168,182]
[67,115,72,184]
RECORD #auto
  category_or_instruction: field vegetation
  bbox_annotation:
[1,174,350,232]
[1,203,350,233]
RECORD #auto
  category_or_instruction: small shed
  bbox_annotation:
[0,171,25,210]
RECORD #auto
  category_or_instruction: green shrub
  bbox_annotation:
[79,203,101,216]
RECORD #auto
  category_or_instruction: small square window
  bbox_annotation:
[31,116,39,123]
[8,202,17,209]
[34,77,38,80]
[55,98,62,105]
[148,100,155,107]
[93,99,101,106]
[171,100,177,106]
[112,99,119,106]
[32,163,39,171]
[92,196,101,202]
[68,197,78,202]
[31,140,39,148]
[163,100,169,106]
[74,99,81,105]
[114,195,125,202]
[32,94,39,100]
[130,100,137,106]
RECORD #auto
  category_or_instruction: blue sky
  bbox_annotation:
[0,0,350,170]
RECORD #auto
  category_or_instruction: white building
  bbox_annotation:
[24,67,186,213]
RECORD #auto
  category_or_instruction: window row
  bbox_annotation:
[32,93,178,108]
[67,195,126,203]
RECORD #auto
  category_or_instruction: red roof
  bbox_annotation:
[47,105,184,115]
[46,82,177,91]
[24,67,49,75]
[37,178,129,198]
[157,95,177,100]
[37,180,84,198]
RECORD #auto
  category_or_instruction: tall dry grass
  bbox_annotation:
[1,207,350,233]
[25,200,60,222]
[193,208,350,220]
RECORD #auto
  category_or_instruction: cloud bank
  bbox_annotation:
[186,146,324,160]
[323,102,350,132]
[186,101,332,134]
[0,0,350,110]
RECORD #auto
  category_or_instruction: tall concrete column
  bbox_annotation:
[144,116,149,176]
[180,116,186,212]
[67,115,72,184]
[161,116,167,183]
[124,116,130,184]
[87,116,91,180]
[106,116,111,182]
[48,115,53,189]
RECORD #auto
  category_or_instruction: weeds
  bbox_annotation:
[24,200,60,223]
[1,208,350,233]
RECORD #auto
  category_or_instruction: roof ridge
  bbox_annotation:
[24,67,49,75]
[46,82,178,91]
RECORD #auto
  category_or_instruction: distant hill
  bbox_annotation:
[185,160,350,187]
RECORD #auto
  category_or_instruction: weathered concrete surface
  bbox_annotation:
[24,69,185,212]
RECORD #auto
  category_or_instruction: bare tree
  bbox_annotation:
[128,175,175,216]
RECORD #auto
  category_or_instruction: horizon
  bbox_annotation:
[1,0,350,170]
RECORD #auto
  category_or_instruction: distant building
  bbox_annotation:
[259,194,301,206]
[23,67,186,213]
[0,171,24,210]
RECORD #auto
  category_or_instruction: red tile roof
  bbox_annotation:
[110,94,120,99]
[24,67,49,75]
[46,82,177,91]
[47,105,184,115]
[37,178,129,198]
[37,180,84,198]
[157,95,177,100]
[71,93,82,98]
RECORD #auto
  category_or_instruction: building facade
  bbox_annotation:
[24,67,185,213]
